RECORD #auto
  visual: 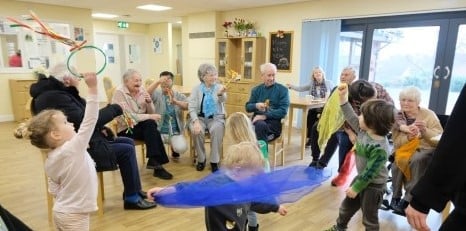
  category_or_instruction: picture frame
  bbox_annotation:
[269,31,293,72]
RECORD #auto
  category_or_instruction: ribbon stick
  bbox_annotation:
[223,69,242,88]
[7,10,87,51]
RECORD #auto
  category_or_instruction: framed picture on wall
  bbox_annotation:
[269,31,293,72]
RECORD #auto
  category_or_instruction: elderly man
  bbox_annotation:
[245,63,290,143]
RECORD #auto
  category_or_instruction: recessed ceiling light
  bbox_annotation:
[92,13,118,19]
[176,21,182,24]
[137,4,172,11]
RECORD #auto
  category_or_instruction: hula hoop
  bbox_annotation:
[66,45,107,78]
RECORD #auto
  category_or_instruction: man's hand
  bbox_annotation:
[252,114,266,123]
[256,102,267,111]
[192,120,202,135]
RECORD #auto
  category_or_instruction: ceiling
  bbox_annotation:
[18,0,310,24]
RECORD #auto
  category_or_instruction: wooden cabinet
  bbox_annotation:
[216,37,265,115]
[9,79,35,122]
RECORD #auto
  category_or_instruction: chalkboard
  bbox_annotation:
[269,31,293,72]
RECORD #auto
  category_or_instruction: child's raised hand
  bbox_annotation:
[346,187,358,198]
[277,205,288,216]
[338,83,348,104]
[82,72,97,89]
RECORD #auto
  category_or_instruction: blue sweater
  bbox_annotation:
[245,83,289,120]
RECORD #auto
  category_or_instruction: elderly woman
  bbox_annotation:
[286,66,333,147]
[112,69,173,180]
[390,86,443,216]
[146,71,189,159]
[188,63,226,172]
[29,63,156,210]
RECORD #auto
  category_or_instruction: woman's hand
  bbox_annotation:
[143,92,152,103]
[193,120,202,135]
[338,83,348,104]
[150,114,161,122]
[414,120,427,135]
[217,86,226,96]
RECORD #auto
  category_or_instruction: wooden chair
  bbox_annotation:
[109,120,146,164]
[41,150,104,221]
[103,76,116,103]
[269,117,287,170]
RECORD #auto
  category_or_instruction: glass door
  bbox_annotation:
[434,19,466,114]
[242,39,254,80]
[217,40,227,77]
[341,12,466,115]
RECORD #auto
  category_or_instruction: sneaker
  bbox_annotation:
[171,152,180,159]
[153,167,173,180]
[146,158,156,169]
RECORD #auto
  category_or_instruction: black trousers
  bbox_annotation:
[253,119,282,142]
[118,120,169,165]
[110,137,143,196]
[307,108,322,138]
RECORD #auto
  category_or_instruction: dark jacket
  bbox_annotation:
[410,84,466,214]
[29,75,122,171]
[205,202,279,231]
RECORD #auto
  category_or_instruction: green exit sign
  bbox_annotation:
[117,21,129,28]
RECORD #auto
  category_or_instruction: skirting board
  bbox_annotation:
[0,114,14,122]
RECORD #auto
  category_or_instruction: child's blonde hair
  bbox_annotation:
[14,109,62,149]
[225,112,257,143]
[222,142,264,171]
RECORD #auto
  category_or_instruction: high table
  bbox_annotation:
[287,96,326,160]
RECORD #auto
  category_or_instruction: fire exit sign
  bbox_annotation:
[117,21,129,28]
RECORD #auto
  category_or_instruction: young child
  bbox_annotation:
[147,142,287,231]
[326,84,395,231]
[15,73,99,230]
[225,112,270,231]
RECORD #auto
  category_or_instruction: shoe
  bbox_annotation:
[124,198,157,210]
[392,199,408,216]
[248,224,259,231]
[171,152,180,159]
[122,190,148,200]
[380,199,391,210]
[309,160,319,167]
[324,225,345,231]
[196,160,206,171]
[146,158,156,169]
[305,139,312,148]
[210,162,219,172]
[389,198,401,210]
[153,167,173,180]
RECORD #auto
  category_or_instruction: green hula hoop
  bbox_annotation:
[66,45,107,78]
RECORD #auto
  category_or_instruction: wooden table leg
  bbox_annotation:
[287,107,294,144]
[301,109,308,160]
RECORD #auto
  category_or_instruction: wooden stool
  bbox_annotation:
[269,118,287,170]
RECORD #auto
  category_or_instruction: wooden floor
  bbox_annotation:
[0,121,443,231]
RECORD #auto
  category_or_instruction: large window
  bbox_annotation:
[340,11,466,114]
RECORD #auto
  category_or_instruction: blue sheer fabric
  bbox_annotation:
[154,166,331,208]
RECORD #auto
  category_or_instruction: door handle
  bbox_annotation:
[433,65,440,79]
[443,66,450,80]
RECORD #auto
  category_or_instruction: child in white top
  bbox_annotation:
[16,73,99,231]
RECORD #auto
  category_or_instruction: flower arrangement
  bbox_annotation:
[276,30,285,38]
[233,18,247,32]
[222,21,232,29]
